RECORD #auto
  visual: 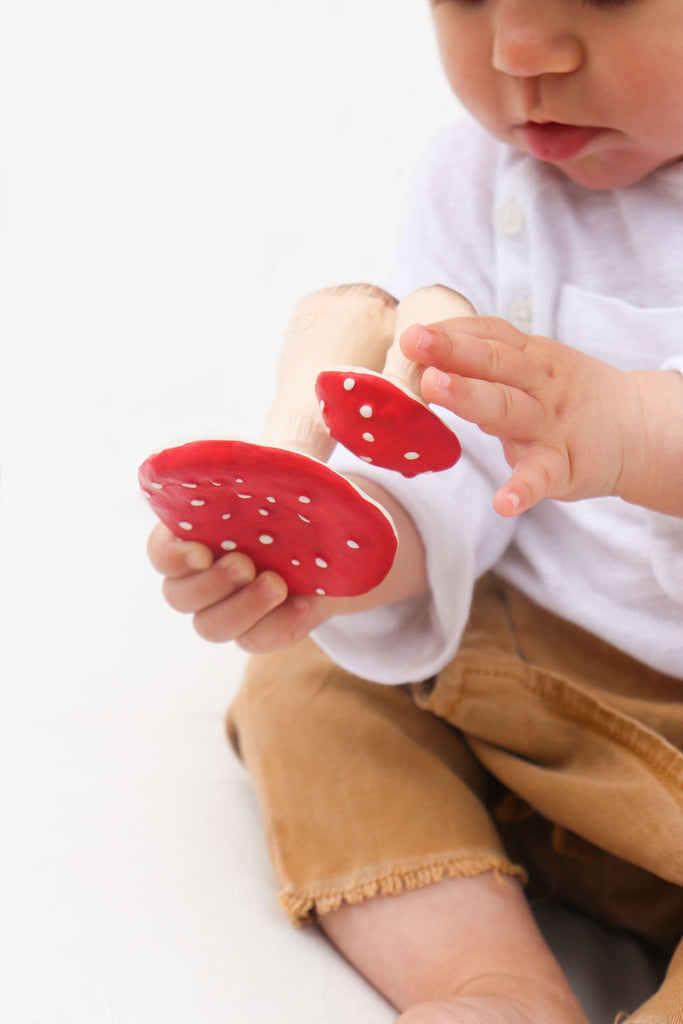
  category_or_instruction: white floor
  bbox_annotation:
[0,2,665,1020]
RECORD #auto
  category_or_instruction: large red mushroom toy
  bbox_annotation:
[139,439,398,597]
[139,285,400,597]
[316,284,474,477]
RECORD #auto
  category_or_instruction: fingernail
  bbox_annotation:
[259,574,286,602]
[402,324,429,352]
[415,326,432,351]
[506,491,521,513]
[186,547,212,571]
[227,560,252,584]
[431,370,450,391]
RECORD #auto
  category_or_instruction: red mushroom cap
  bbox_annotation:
[139,439,398,597]
[315,369,462,478]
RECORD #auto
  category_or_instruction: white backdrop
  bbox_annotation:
[0,3,664,1022]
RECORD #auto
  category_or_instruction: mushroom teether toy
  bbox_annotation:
[261,283,397,459]
[316,284,474,476]
[139,284,401,597]
[139,438,397,597]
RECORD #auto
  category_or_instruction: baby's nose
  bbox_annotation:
[492,6,584,78]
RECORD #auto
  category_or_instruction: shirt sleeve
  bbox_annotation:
[312,412,518,684]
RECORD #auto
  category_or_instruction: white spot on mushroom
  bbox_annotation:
[181,482,197,489]
[259,534,274,545]
[343,378,355,391]
[360,405,373,418]
[221,540,237,551]
[360,456,373,463]
[319,400,325,412]
[259,509,269,516]
[347,539,360,549]
[298,514,311,524]
[315,557,328,569]
[362,432,375,443]
[266,496,277,503]
[190,499,205,507]
[178,522,193,531]
[298,495,311,504]
[150,482,163,490]
[222,513,231,520]
[291,559,301,566]
[404,452,420,461]
[235,478,244,484]
[237,494,252,500]
[316,588,326,596]
[211,481,222,487]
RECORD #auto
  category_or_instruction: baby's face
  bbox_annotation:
[430,0,683,190]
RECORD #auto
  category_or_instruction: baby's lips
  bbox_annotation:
[315,368,462,477]
[139,438,398,597]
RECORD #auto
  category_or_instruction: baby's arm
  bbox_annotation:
[147,474,428,654]
[402,316,683,517]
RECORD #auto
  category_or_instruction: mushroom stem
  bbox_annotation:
[261,283,398,460]
[383,285,477,398]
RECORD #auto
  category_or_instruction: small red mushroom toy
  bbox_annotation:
[316,285,474,477]
[140,284,400,597]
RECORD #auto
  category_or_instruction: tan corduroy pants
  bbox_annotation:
[227,573,683,1024]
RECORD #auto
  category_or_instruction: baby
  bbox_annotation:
[148,2,683,1023]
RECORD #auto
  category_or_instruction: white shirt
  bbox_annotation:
[313,115,683,684]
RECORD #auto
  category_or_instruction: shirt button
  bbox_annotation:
[509,296,533,332]
[496,200,524,237]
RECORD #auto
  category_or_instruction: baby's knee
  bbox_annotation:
[225,638,340,758]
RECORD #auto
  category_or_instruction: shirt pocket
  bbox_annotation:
[555,283,683,371]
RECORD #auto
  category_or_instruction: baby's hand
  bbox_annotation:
[401,315,651,516]
[147,523,336,654]
[147,471,431,651]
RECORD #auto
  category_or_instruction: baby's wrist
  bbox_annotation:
[616,369,683,515]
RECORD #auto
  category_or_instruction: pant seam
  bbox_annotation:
[279,853,527,926]
[463,667,683,790]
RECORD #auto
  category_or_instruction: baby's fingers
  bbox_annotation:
[403,320,534,390]
[421,366,540,436]
[192,571,290,643]
[494,448,569,517]
[147,522,213,578]
[162,551,257,613]
[236,591,344,655]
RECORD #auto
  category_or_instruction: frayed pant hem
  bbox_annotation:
[279,854,527,927]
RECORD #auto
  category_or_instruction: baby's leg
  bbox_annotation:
[321,872,588,1024]
[227,639,587,1024]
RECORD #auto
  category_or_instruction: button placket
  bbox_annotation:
[496,200,525,238]
[495,192,534,334]
[508,295,534,333]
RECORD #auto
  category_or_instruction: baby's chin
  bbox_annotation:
[540,150,683,192]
